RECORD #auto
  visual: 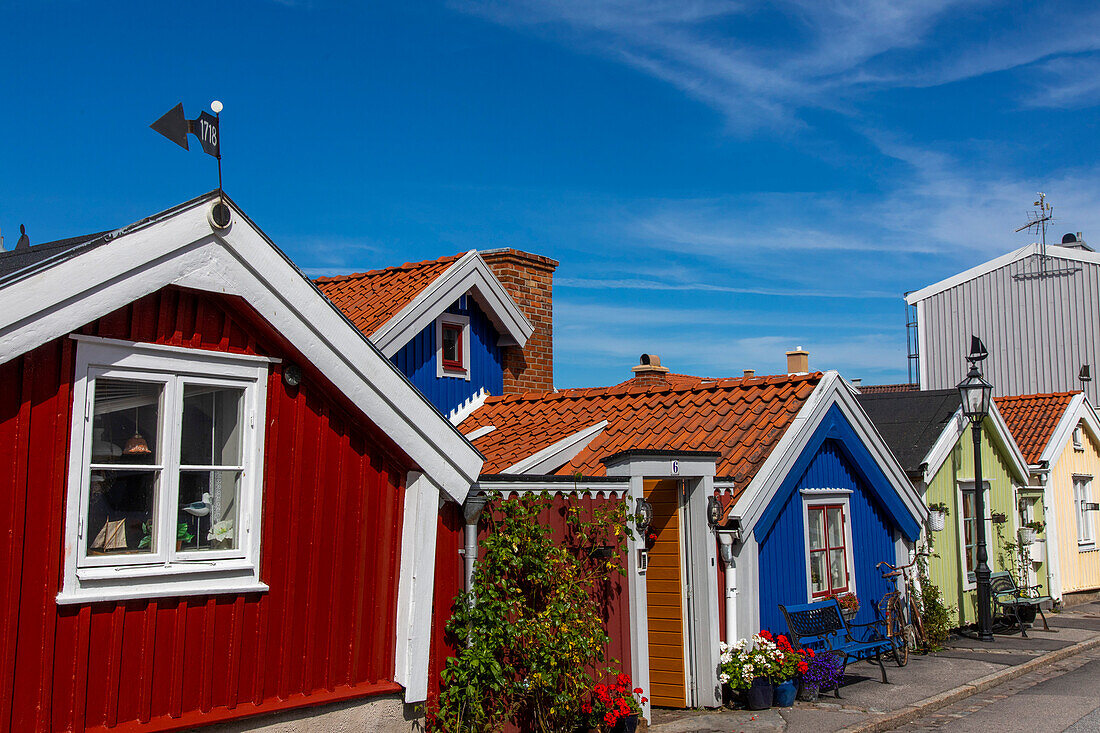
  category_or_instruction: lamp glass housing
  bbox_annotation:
[957,366,993,423]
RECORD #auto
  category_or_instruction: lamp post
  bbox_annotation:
[957,336,994,642]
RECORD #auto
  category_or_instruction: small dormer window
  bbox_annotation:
[1074,425,1085,451]
[436,314,471,380]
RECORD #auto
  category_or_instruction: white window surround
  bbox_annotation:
[1075,474,1095,550]
[59,335,274,604]
[957,480,992,590]
[435,313,471,381]
[1074,425,1085,451]
[801,491,857,602]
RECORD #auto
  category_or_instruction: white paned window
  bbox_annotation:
[802,492,856,601]
[60,336,273,604]
[1074,425,1084,451]
[958,481,991,586]
[1075,476,1094,548]
[435,313,471,380]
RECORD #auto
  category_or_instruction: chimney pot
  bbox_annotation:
[851,378,862,387]
[786,346,809,374]
[743,369,755,378]
[632,353,670,386]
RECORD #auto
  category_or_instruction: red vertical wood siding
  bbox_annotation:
[0,287,412,732]
[427,494,632,711]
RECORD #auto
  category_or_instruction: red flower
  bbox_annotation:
[759,630,773,641]
[604,711,617,726]
[641,697,648,704]
[798,661,809,674]
[617,673,631,687]
[633,687,644,694]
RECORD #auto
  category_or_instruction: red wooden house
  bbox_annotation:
[0,192,482,732]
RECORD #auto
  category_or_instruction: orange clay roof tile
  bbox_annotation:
[995,391,1079,465]
[460,371,824,493]
[314,253,463,337]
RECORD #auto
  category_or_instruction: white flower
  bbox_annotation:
[208,520,234,543]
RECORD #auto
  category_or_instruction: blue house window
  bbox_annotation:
[435,314,471,380]
[801,490,856,601]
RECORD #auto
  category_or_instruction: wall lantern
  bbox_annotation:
[707,495,724,528]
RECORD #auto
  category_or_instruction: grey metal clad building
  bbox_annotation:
[907,238,1100,405]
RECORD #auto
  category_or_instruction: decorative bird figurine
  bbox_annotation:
[182,492,212,517]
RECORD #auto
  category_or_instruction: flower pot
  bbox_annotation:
[773,678,798,707]
[928,509,947,532]
[1018,527,1035,546]
[611,714,638,733]
[841,608,857,623]
[1030,539,1045,563]
[746,676,773,710]
[798,682,819,702]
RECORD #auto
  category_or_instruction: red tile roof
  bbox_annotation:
[858,383,919,394]
[995,391,1078,464]
[460,372,823,491]
[614,373,717,389]
[314,254,462,337]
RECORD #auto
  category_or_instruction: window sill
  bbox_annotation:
[440,367,470,380]
[58,564,267,605]
[1078,544,1098,553]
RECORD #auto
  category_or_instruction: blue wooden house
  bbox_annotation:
[316,249,554,418]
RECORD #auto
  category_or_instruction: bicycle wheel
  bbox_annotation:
[888,595,909,666]
[909,595,926,651]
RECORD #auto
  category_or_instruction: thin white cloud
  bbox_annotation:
[556,275,897,299]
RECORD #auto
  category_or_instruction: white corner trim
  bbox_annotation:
[372,251,534,358]
[394,472,440,703]
[500,420,608,475]
[0,196,482,503]
[450,388,490,426]
[436,312,472,381]
[463,424,496,441]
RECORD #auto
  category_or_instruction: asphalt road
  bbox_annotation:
[892,648,1100,732]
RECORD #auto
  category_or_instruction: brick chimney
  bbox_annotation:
[743,369,755,379]
[786,346,809,375]
[480,248,558,393]
[631,354,670,387]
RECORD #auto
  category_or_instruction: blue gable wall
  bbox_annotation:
[756,411,905,635]
[390,296,504,415]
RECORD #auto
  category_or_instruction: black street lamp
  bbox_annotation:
[957,336,995,642]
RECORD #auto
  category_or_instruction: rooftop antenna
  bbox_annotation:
[1013,193,1079,280]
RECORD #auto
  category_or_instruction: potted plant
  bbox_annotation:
[831,592,859,621]
[1018,520,1044,546]
[718,632,782,710]
[991,511,1008,524]
[928,502,949,532]
[770,633,805,707]
[583,674,645,733]
[138,522,194,551]
[798,649,844,702]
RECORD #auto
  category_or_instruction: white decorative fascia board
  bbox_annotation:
[501,420,608,475]
[920,408,968,484]
[906,243,1100,304]
[736,371,926,534]
[394,472,440,702]
[1041,393,1097,468]
[474,478,630,499]
[449,387,490,425]
[0,195,482,503]
[371,251,535,358]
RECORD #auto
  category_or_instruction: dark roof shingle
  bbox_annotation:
[857,389,961,475]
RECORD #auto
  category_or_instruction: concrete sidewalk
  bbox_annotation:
[647,602,1100,733]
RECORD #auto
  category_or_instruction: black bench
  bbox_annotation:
[990,570,1051,637]
[780,598,894,692]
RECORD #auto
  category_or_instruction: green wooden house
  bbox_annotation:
[859,389,1035,628]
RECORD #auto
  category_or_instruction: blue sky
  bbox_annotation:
[3,1,1099,387]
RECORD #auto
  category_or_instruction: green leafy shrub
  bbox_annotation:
[917,559,953,649]
[431,493,632,732]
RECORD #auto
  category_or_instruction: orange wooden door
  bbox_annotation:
[644,479,686,707]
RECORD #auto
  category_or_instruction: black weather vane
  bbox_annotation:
[150,101,224,192]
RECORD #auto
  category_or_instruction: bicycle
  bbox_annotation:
[874,554,927,666]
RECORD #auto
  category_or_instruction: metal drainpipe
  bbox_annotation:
[462,495,487,602]
[717,531,737,642]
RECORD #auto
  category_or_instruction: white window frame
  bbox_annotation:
[435,313,471,381]
[1073,425,1085,451]
[800,489,856,602]
[957,480,992,590]
[59,335,275,604]
[1074,474,1095,550]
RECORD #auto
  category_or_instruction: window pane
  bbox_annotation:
[92,378,162,465]
[826,507,844,547]
[442,326,460,364]
[829,548,846,590]
[181,385,244,466]
[177,469,241,551]
[808,509,824,550]
[810,552,827,595]
[87,469,157,555]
